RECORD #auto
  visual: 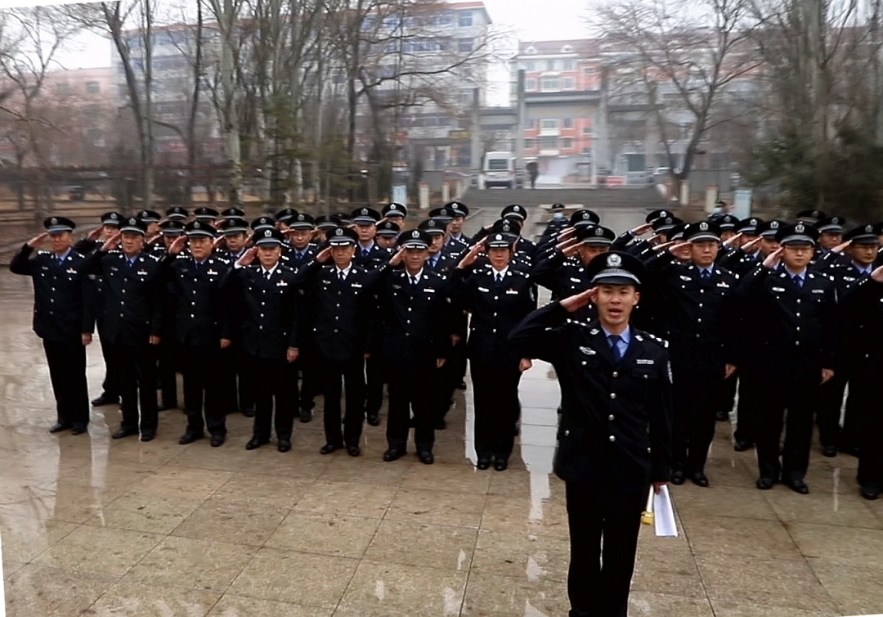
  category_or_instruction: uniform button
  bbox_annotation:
[493,313,497,317]
[406,320,410,324]
[335,316,339,320]
[582,361,586,366]
[405,332,410,336]
[700,289,705,294]
[260,313,264,318]
[191,301,195,306]
[608,414,614,420]
[564,429,570,436]
[698,303,703,308]
[494,296,498,300]
[336,304,340,308]
[796,327,800,332]
[696,333,700,338]
[261,302,265,306]
[796,313,801,318]
[190,314,194,318]
[50,299,54,303]
[407,307,412,312]
[259,325,263,329]
[609,435,616,442]
[610,393,617,399]
[697,318,702,323]
[492,329,496,333]
[612,371,618,377]
[796,299,801,304]
[795,341,800,346]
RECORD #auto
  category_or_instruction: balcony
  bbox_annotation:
[539,127,560,137]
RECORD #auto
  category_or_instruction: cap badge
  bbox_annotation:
[411,230,420,238]
[595,227,604,236]
[771,221,779,229]
[50,217,58,225]
[335,228,343,236]
[795,223,805,233]
[699,222,708,231]
[361,208,368,215]
[607,253,622,267]
[582,212,590,220]
[664,217,672,224]
[264,229,272,237]
[866,225,873,233]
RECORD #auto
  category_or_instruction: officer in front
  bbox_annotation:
[83,217,166,441]
[10,217,94,435]
[509,250,672,617]
[735,222,837,494]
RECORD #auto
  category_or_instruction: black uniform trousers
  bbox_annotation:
[118,341,159,434]
[249,355,295,442]
[297,352,317,412]
[854,375,883,490]
[155,337,179,408]
[318,356,365,447]
[98,329,120,400]
[817,373,846,448]
[470,359,522,460]
[181,345,226,436]
[671,366,720,473]
[385,358,436,452]
[43,340,90,429]
[364,355,387,418]
[733,374,761,445]
[752,374,818,483]
[565,482,644,617]
[715,371,737,414]
[219,343,255,414]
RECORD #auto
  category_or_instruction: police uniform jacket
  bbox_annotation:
[424,249,459,275]
[378,269,454,365]
[716,246,762,276]
[166,255,233,347]
[292,260,389,363]
[82,249,165,346]
[645,251,739,371]
[509,304,673,498]
[10,245,94,342]
[839,275,883,377]
[452,265,537,366]
[735,264,837,383]
[530,250,598,322]
[228,263,300,359]
[286,244,318,270]
[354,242,391,270]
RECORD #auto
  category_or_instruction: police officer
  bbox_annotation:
[446,201,471,245]
[382,202,408,227]
[375,220,401,250]
[165,206,189,222]
[83,217,166,441]
[646,221,739,487]
[840,261,883,499]
[532,224,614,304]
[378,229,453,464]
[165,221,232,447]
[10,217,94,435]
[736,223,837,493]
[352,207,389,269]
[509,250,672,617]
[421,218,459,274]
[229,228,300,452]
[193,207,219,225]
[453,232,537,471]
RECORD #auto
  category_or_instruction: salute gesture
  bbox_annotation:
[456,239,486,269]
[388,246,408,268]
[560,287,596,313]
[100,232,122,252]
[762,247,783,269]
[168,235,188,256]
[27,232,49,248]
[722,232,743,248]
[236,246,258,267]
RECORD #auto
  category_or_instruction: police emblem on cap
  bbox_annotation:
[297,214,305,221]
[502,222,511,232]
[771,221,780,229]
[361,208,368,215]
[51,217,58,225]
[607,253,622,267]
[866,225,874,233]
[664,217,672,224]
[813,210,820,217]
[128,218,137,225]
[795,223,805,233]
[699,221,708,231]
[335,228,343,236]
[194,221,202,229]
[595,227,604,236]
[581,212,591,220]
[264,229,272,237]
[495,234,503,241]
[411,230,420,238]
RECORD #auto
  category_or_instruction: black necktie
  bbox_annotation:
[608,334,623,363]
[410,275,418,287]
[264,270,271,281]
[495,273,503,285]
[792,275,802,288]
[339,270,346,282]
[701,270,710,281]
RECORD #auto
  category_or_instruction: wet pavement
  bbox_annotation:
[3,268,883,616]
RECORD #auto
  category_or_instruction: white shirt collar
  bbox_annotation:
[336,264,353,277]
[407,268,424,282]
[492,266,509,278]
[262,263,279,277]
[55,248,72,261]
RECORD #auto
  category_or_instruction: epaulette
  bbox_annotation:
[639,331,669,348]
[144,252,161,262]
[37,250,51,256]
[174,253,190,261]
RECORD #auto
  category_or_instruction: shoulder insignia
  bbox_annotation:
[642,331,669,348]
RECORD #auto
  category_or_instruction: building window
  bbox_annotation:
[525,78,537,91]
[563,118,573,128]
[524,61,535,71]
[457,38,473,52]
[539,136,557,148]
[546,60,556,71]
[85,81,101,94]
[540,119,558,129]
[582,126,592,134]
[458,10,473,27]
[563,77,575,89]
[563,59,575,71]
[525,138,536,149]
[583,66,595,74]
[55,82,72,95]
[562,138,574,149]
[540,76,560,91]
[523,118,535,129]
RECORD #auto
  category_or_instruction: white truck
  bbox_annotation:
[482,151,517,189]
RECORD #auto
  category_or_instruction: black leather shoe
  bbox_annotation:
[691,471,709,487]
[756,477,776,490]
[299,408,313,423]
[733,439,755,452]
[140,431,156,442]
[278,439,292,453]
[91,394,118,407]
[434,418,447,430]
[839,443,860,457]
[320,443,340,455]
[383,448,405,462]
[493,458,508,472]
[670,470,685,485]
[476,458,491,470]
[822,445,838,458]
[241,407,255,418]
[71,425,88,436]
[366,414,380,427]
[784,478,809,494]
[112,427,138,439]
[715,410,729,421]
[49,423,71,434]
[179,431,204,445]
[418,450,435,465]
[210,434,225,448]
[347,445,361,457]
[860,486,880,501]
[245,437,266,450]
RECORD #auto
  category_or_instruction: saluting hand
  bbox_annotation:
[87,226,103,241]
[762,247,783,269]
[100,232,121,252]
[237,246,257,267]
[213,235,227,250]
[667,241,691,255]
[870,265,883,284]
[831,240,852,254]
[168,235,187,256]
[389,247,407,267]
[741,236,762,253]
[456,239,485,269]
[560,287,595,313]
[631,223,653,236]
[722,232,743,248]
[27,232,49,248]
[315,246,332,263]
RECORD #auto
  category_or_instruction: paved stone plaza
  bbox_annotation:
[2,267,883,616]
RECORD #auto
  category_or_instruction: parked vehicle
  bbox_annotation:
[482,151,516,189]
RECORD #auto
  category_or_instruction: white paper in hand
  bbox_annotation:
[653,485,678,537]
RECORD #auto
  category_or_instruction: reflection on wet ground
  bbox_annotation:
[2,270,883,617]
